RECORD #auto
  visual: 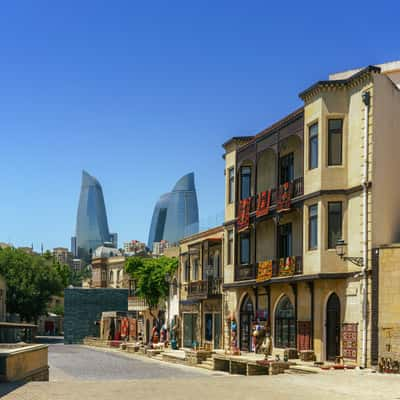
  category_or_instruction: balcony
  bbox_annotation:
[128,296,148,311]
[186,278,222,300]
[247,177,304,214]
[235,256,303,282]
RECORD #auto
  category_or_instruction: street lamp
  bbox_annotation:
[335,239,363,267]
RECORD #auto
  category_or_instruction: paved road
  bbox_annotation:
[48,344,213,380]
[4,344,400,399]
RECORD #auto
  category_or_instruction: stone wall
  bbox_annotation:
[378,246,400,361]
[0,344,48,382]
[64,288,128,344]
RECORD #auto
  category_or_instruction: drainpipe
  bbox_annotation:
[361,91,370,369]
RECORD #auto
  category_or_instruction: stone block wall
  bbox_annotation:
[64,288,128,344]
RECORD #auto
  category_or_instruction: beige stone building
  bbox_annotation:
[52,247,73,267]
[179,227,223,349]
[222,61,400,367]
[372,245,400,366]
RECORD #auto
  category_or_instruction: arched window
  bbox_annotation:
[109,270,114,282]
[275,296,295,348]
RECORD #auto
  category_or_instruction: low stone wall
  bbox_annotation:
[83,337,110,348]
[0,344,49,382]
[185,350,212,365]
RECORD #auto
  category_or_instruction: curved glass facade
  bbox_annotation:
[75,170,115,262]
[148,172,199,248]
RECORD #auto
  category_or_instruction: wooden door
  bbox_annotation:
[326,293,341,360]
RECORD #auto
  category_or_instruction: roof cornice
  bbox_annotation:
[299,65,381,102]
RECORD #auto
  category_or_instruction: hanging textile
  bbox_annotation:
[121,317,129,338]
[277,182,292,212]
[237,197,251,231]
[279,256,296,276]
[297,321,312,351]
[256,260,273,282]
[342,323,358,360]
[114,318,121,341]
[256,189,272,217]
[129,318,137,341]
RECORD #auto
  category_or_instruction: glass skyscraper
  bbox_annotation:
[72,170,117,262]
[148,172,199,249]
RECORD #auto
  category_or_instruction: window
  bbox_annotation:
[309,122,318,169]
[184,260,190,282]
[328,119,343,166]
[228,230,234,264]
[309,204,318,250]
[239,233,250,265]
[240,166,251,200]
[279,152,294,184]
[228,168,235,203]
[193,258,199,281]
[278,223,292,258]
[328,202,342,249]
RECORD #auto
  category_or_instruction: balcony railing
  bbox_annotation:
[186,278,222,299]
[128,296,148,311]
[234,256,303,282]
[248,176,304,213]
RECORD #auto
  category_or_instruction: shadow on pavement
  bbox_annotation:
[0,380,27,397]
[35,336,64,344]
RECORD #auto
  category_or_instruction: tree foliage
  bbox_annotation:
[0,247,68,322]
[125,256,178,317]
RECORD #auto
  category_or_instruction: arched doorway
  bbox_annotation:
[240,295,254,352]
[274,296,295,348]
[326,293,341,361]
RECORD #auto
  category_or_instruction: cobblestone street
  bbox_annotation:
[2,344,400,399]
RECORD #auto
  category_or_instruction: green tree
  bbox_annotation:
[0,247,66,322]
[125,256,178,321]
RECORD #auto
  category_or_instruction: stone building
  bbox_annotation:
[52,247,73,267]
[179,227,223,349]
[221,61,400,367]
[372,245,400,365]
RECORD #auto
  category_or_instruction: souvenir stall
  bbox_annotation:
[100,311,139,343]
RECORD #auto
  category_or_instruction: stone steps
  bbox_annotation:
[286,365,320,374]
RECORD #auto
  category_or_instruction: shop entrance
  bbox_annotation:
[240,295,254,352]
[204,312,222,349]
[183,313,197,348]
[326,293,341,361]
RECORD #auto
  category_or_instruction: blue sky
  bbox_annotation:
[0,0,399,251]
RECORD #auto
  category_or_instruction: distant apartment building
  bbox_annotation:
[71,258,83,273]
[123,240,147,256]
[152,240,169,256]
[52,247,73,266]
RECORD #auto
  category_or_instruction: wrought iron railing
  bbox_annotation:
[235,256,303,282]
[186,278,222,299]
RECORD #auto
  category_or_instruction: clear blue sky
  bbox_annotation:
[0,0,399,251]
